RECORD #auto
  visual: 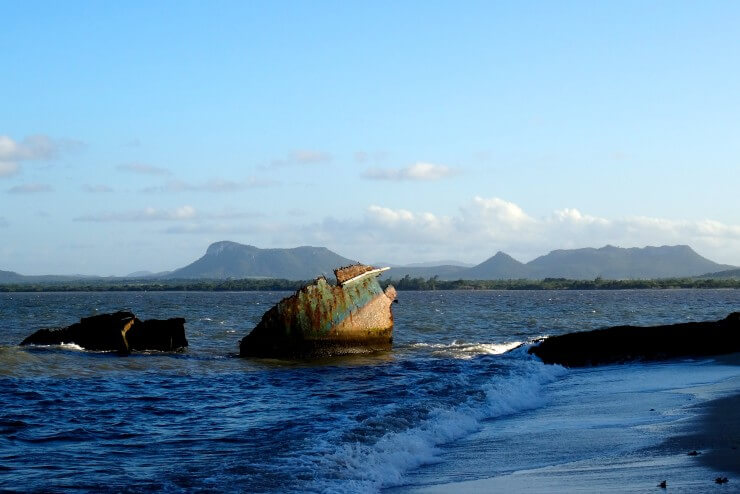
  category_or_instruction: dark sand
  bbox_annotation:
[655,392,740,475]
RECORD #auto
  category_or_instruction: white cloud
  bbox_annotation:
[552,208,609,226]
[265,197,740,265]
[0,162,19,178]
[471,196,534,228]
[141,177,277,193]
[0,135,83,176]
[116,163,171,175]
[363,162,458,181]
[7,183,53,194]
[0,134,82,161]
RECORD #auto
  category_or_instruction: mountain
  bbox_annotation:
[464,251,530,279]
[2,243,735,283]
[0,270,24,283]
[380,245,736,281]
[526,245,735,279]
[167,241,356,279]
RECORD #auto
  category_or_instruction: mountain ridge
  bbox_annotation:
[1,242,736,282]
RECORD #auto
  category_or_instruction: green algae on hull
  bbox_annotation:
[239,265,396,358]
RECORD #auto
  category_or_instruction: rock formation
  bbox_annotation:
[20,311,187,355]
[529,312,740,367]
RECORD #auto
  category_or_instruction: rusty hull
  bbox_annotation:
[239,265,396,358]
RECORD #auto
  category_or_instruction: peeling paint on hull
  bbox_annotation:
[239,265,396,358]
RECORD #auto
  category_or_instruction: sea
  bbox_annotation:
[1,289,739,493]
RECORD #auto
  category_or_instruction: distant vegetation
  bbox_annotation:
[382,275,740,290]
[1,276,739,292]
[0,279,308,293]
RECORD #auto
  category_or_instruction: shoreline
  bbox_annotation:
[406,358,740,493]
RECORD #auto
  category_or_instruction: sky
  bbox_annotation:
[2,1,740,275]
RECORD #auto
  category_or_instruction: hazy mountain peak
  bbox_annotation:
[206,241,257,255]
[170,241,355,279]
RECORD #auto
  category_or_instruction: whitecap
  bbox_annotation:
[308,360,567,493]
[410,340,523,359]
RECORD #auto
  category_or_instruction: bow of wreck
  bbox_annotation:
[239,264,396,358]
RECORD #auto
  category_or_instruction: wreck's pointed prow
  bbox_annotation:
[239,264,396,358]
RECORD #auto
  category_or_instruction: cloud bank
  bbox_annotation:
[278,196,740,265]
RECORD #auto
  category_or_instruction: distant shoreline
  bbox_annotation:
[1,277,739,292]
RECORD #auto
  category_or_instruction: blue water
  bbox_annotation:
[0,290,738,492]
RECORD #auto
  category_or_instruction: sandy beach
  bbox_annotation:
[406,358,740,493]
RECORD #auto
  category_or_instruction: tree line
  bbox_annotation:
[0,275,739,292]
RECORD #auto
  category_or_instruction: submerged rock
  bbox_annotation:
[529,312,740,367]
[240,264,396,358]
[20,312,187,355]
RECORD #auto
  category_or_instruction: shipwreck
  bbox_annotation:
[239,264,397,358]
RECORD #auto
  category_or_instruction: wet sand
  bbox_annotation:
[656,391,740,475]
[410,359,740,493]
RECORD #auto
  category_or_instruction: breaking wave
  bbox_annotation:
[308,358,567,493]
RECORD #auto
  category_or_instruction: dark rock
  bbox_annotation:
[528,313,740,367]
[127,318,187,352]
[20,312,187,355]
[715,477,729,484]
[687,450,700,456]
[20,311,136,354]
[658,480,667,488]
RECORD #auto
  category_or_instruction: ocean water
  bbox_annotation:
[0,289,738,492]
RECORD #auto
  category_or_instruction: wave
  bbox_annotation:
[308,358,567,493]
[59,343,86,351]
[409,340,524,359]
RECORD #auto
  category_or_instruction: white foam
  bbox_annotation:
[59,343,85,351]
[410,340,523,359]
[310,360,567,493]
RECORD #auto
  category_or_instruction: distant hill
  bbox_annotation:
[0,270,24,283]
[526,245,735,279]
[382,245,736,281]
[166,241,356,279]
[697,268,740,279]
[465,251,529,279]
[0,270,101,283]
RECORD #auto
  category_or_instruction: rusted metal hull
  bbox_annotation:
[239,266,396,358]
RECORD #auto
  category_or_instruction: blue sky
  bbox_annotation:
[2,1,739,275]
